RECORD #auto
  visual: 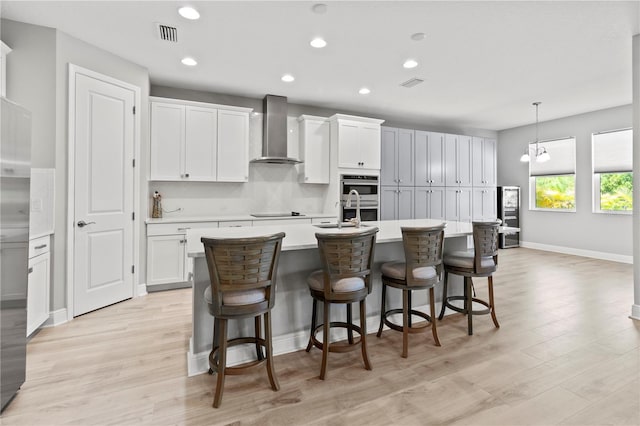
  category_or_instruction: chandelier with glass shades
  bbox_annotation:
[520,101,550,163]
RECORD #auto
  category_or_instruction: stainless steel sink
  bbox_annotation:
[312,222,369,229]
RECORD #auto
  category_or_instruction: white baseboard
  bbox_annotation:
[631,304,640,321]
[43,308,68,328]
[137,283,148,297]
[520,241,632,264]
[186,303,437,377]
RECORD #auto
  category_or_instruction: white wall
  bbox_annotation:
[2,18,150,312]
[497,104,632,258]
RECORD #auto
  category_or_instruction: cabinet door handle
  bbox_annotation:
[28,267,33,274]
[34,244,47,249]
[179,239,186,244]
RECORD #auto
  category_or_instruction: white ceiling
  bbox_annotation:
[1,1,639,130]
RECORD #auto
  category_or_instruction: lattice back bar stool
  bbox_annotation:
[201,232,285,408]
[438,220,501,335]
[305,227,378,380]
[376,224,446,357]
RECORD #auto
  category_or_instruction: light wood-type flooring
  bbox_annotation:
[2,248,639,425]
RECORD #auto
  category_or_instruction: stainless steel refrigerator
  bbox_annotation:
[0,97,31,412]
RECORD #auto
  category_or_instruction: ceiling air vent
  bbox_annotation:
[156,23,178,42]
[400,77,424,88]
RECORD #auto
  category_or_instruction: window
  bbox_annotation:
[592,129,632,213]
[529,137,576,211]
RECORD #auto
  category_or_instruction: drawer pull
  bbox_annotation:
[34,244,47,250]
[177,227,191,231]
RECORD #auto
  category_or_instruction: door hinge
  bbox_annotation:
[133,106,136,115]
[131,265,135,274]
[132,212,135,220]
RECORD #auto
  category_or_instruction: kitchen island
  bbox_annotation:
[185,219,477,376]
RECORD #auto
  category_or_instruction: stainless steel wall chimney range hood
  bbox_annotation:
[250,95,302,165]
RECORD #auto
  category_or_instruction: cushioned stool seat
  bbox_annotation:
[443,251,496,270]
[307,270,365,293]
[204,285,266,307]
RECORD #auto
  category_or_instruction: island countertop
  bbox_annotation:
[186,218,483,256]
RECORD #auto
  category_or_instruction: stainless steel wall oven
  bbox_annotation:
[340,175,379,221]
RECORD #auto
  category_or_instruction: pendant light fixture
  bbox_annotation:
[520,101,550,163]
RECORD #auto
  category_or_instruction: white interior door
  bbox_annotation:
[73,72,135,316]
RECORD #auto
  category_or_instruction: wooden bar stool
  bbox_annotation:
[305,227,378,380]
[201,232,285,408]
[438,220,500,335]
[376,224,446,357]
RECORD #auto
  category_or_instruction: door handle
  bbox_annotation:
[77,220,96,228]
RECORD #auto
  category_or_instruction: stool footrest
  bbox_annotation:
[442,296,492,316]
[382,308,433,333]
[310,321,364,353]
[209,336,268,374]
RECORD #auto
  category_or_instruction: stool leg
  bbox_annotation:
[429,287,441,347]
[488,276,500,328]
[209,318,220,374]
[360,299,372,371]
[377,282,387,337]
[320,301,331,380]
[347,303,354,345]
[402,289,409,358]
[264,311,280,391]
[255,316,264,361]
[438,271,449,320]
[306,299,317,352]
[465,277,473,336]
[407,290,413,328]
[213,318,228,408]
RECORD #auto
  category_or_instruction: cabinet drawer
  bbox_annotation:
[255,218,312,226]
[147,221,219,236]
[219,220,252,228]
[29,235,50,258]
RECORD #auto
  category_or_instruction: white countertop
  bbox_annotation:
[146,212,336,225]
[186,219,478,256]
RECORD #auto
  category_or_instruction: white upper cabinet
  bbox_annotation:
[330,114,384,171]
[381,127,415,186]
[150,102,184,180]
[298,115,330,184]
[415,131,445,187]
[217,109,249,182]
[185,106,218,180]
[445,134,472,187]
[472,137,496,187]
[149,97,251,182]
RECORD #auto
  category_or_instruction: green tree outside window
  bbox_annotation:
[535,175,575,209]
[600,172,632,211]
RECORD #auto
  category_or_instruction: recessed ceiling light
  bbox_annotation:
[281,74,295,82]
[310,37,327,48]
[178,6,200,20]
[311,3,328,14]
[359,87,371,95]
[181,57,197,66]
[411,32,426,41]
[403,59,418,69]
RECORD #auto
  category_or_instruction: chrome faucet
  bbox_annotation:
[346,189,361,228]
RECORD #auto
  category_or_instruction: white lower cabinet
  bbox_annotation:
[27,235,51,337]
[147,235,188,286]
[380,186,414,220]
[445,188,473,222]
[473,187,498,221]
[414,187,445,220]
[146,222,219,289]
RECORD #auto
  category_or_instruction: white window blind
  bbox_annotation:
[592,129,632,173]
[530,137,576,177]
